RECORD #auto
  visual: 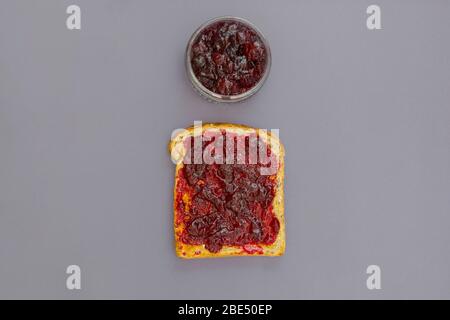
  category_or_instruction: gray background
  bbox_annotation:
[1,0,449,299]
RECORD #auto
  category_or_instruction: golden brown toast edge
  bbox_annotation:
[169,123,285,258]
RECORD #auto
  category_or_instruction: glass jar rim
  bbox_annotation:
[186,16,272,103]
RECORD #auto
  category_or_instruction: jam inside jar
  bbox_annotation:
[186,17,271,103]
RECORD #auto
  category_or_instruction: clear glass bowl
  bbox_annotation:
[186,16,272,103]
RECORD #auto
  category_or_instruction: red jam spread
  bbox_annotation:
[175,131,280,253]
[190,20,267,96]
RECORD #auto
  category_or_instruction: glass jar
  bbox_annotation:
[186,16,272,103]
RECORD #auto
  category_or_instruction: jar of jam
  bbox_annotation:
[186,16,272,103]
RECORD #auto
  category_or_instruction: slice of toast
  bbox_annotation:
[169,123,285,258]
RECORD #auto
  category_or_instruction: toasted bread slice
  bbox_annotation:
[169,123,285,258]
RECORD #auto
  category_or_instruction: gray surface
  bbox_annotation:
[1,0,450,299]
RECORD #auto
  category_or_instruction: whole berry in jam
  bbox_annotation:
[190,20,268,96]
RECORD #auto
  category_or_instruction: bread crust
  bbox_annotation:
[169,123,285,258]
